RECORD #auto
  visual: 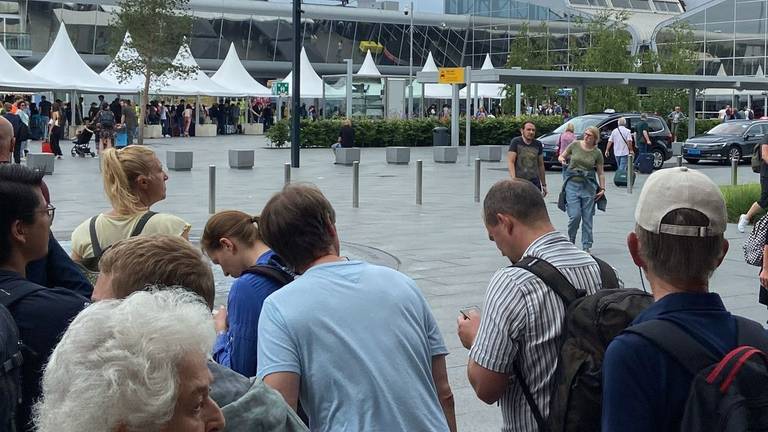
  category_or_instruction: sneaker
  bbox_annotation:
[738,214,749,233]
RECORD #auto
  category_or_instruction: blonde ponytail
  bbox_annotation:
[100,147,157,215]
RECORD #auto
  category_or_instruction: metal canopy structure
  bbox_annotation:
[417,68,768,139]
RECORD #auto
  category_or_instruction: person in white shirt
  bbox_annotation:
[605,117,634,172]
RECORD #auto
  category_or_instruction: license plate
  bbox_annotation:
[543,151,551,159]
[686,148,701,156]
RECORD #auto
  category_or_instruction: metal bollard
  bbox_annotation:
[677,155,683,167]
[416,160,423,205]
[208,165,216,214]
[474,158,481,203]
[284,162,291,186]
[731,157,738,186]
[352,161,359,208]
[627,153,634,194]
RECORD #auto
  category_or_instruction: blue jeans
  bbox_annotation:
[41,116,50,139]
[565,178,596,250]
[615,155,628,172]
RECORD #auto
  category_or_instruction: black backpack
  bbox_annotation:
[99,110,115,129]
[240,255,295,287]
[626,317,768,431]
[512,256,653,432]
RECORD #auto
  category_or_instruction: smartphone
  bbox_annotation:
[460,305,480,319]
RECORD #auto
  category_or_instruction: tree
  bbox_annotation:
[502,22,556,114]
[109,0,196,145]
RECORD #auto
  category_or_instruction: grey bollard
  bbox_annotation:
[474,158,481,203]
[284,162,291,186]
[208,165,216,214]
[352,161,360,208]
[677,155,683,167]
[416,160,423,205]
[731,158,738,186]
[628,153,635,194]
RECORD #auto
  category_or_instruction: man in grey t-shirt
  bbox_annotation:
[508,121,547,196]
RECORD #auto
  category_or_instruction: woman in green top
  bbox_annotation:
[557,126,606,253]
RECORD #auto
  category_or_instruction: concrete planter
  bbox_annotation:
[27,153,55,174]
[386,147,410,164]
[478,145,504,162]
[196,124,217,137]
[433,146,458,163]
[242,123,264,135]
[167,150,193,171]
[228,149,255,169]
[145,125,163,139]
[334,147,361,165]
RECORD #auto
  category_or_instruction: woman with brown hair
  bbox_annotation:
[48,102,64,159]
[201,210,290,377]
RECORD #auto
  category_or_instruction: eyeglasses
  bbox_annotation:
[29,204,55,222]
[584,132,595,138]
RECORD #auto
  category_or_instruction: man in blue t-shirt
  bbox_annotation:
[602,167,768,431]
[257,184,456,432]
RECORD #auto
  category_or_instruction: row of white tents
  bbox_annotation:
[0,24,507,99]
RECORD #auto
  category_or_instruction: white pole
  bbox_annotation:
[465,66,471,166]
[346,59,353,118]
[408,1,414,118]
[451,84,459,147]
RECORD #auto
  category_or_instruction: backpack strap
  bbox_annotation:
[241,265,294,287]
[591,255,620,289]
[0,284,47,309]
[513,256,582,306]
[129,211,157,237]
[512,361,549,432]
[624,319,719,376]
[735,316,768,352]
[88,215,103,259]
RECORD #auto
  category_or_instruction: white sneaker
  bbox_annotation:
[738,214,749,233]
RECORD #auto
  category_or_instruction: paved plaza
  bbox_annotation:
[38,134,768,431]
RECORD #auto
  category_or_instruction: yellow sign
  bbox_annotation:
[438,67,465,84]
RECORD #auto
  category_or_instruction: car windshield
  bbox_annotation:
[706,123,749,135]
[553,116,605,134]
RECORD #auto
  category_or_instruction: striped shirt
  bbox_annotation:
[470,231,621,432]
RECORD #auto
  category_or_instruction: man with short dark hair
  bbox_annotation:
[457,178,617,431]
[508,121,547,196]
[0,164,89,431]
[257,184,456,432]
[120,100,137,145]
[601,167,768,431]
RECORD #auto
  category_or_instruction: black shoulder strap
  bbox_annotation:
[513,256,581,306]
[89,215,103,258]
[129,211,157,237]
[624,319,719,375]
[513,361,549,432]
[735,316,768,352]
[0,285,47,309]
[241,265,294,287]
[591,255,620,289]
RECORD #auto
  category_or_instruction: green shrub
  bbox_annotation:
[266,120,290,148]
[674,119,723,142]
[720,183,762,223]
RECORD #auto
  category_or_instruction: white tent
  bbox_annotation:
[460,54,506,99]
[0,41,56,90]
[418,52,454,99]
[211,43,272,97]
[31,25,131,93]
[159,44,242,97]
[356,50,381,77]
[282,47,324,98]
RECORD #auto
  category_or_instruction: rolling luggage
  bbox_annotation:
[614,169,628,187]
[636,153,654,174]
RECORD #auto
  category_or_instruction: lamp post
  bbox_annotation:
[407,1,414,118]
[291,0,301,168]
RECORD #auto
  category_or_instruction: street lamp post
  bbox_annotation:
[407,1,414,118]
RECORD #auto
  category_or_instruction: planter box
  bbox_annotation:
[228,149,255,169]
[478,145,504,162]
[167,150,193,171]
[196,124,217,137]
[145,125,162,139]
[433,146,458,164]
[242,123,264,135]
[27,153,55,174]
[386,147,410,164]
[334,147,361,165]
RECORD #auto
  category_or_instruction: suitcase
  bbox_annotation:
[636,153,654,174]
[115,131,128,148]
[614,169,628,187]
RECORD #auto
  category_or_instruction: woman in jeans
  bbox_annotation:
[558,126,606,253]
[49,102,64,159]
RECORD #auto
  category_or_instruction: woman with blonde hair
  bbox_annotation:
[201,210,290,377]
[331,118,354,149]
[70,146,190,270]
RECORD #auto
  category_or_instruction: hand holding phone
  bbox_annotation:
[460,305,480,320]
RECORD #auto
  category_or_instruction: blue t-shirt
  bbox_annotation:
[601,292,753,432]
[213,250,282,377]
[257,260,450,431]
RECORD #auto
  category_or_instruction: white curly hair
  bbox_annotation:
[33,288,215,432]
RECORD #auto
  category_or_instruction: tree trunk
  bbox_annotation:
[139,67,150,145]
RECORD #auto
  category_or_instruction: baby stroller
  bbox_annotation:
[71,125,96,158]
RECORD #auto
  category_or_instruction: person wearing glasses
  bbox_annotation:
[558,126,607,253]
[0,164,90,432]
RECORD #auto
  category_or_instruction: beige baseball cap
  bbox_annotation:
[635,167,727,237]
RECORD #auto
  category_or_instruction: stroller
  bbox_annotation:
[71,124,96,158]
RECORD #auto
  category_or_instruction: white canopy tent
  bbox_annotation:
[356,50,382,77]
[418,52,454,99]
[0,42,57,90]
[159,44,242,97]
[31,25,131,93]
[460,54,506,99]
[211,43,272,97]
[283,47,324,98]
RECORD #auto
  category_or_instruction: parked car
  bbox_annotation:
[683,120,768,164]
[538,112,673,170]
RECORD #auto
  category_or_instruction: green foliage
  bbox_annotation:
[503,22,556,112]
[298,116,564,148]
[720,183,763,223]
[266,120,290,148]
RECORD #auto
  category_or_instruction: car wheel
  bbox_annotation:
[728,146,742,163]
[685,158,699,164]
[651,148,665,170]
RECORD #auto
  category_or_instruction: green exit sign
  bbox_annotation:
[273,81,289,96]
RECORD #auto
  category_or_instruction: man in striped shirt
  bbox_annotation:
[457,178,619,431]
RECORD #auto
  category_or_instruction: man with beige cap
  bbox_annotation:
[601,167,768,431]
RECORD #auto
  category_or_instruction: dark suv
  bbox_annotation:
[539,112,673,170]
[683,120,768,164]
